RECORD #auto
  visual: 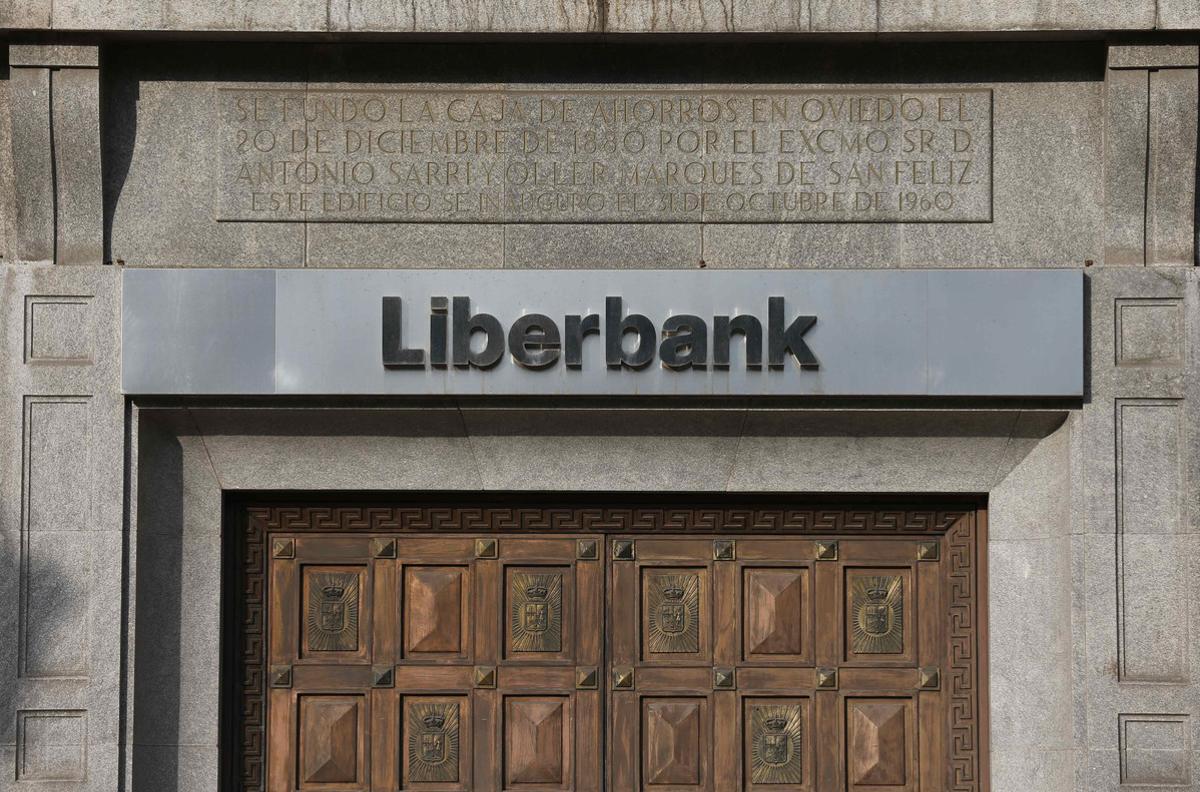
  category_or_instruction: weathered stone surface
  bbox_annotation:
[736,0,805,32]
[0,64,14,264]
[1157,0,1200,29]
[9,67,54,263]
[1119,714,1192,785]
[1115,298,1184,367]
[52,67,104,265]
[327,0,601,31]
[809,0,875,31]
[20,530,92,678]
[216,85,992,224]
[24,296,94,363]
[1104,68,1148,266]
[0,0,50,27]
[306,222,503,268]
[607,0,733,32]
[878,0,1155,31]
[105,50,306,267]
[1146,67,1197,266]
[23,396,91,533]
[1118,533,1191,683]
[504,223,702,268]
[162,0,326,31]
[708,80,1101,268]
[16,709,87,780]
[8,44,99,68]
[1108,45,1199,69]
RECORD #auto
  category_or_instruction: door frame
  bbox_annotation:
[224,494,988,792]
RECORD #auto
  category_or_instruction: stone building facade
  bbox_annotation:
[1,4,1198,792]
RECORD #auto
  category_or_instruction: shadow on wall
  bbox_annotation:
[131,417,183,792]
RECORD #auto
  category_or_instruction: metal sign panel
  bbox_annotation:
[122,268,1083,397]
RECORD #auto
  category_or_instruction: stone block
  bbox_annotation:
[163,0,327,30]
[1116,399,1184,535]
[2,266,122,393]
[809,0,875,31]
[105,51,305,267]
[988,538,1074,751]
[1117,533,1190,683]
[504,224,702,268]
[1146,67,1198,266]
[990,746,1076,792]
[0,0,50,27]
[49,0,161,29]
[0,67,15,263]
[24,295,94,363]
[1157,0,1200,29]
[734,0,804,32]
[1119,714,1192,785]
[988,414,1071,541]
[23,396,91,533]
[131,744,219,792]
[1108,45,1200,69]
[327,0,601,31]
[607,0,733,31]
[877,0,1154,31]
[133,524,221,747]
[306,223,503,268]
[8,44,99,68]
[19,530,92,678]
[52,67,104,265]
[411,0,600,32]
[1115,298,1184,367]
[460,408,742,491]
[9,67,54,262]
[707,81,1101,268]
[185,407,484,491]
[1104,69,1149,266]
[15,709,86,780]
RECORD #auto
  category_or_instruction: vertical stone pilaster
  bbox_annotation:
[7,44,102,266]
[1079,267,1200,791]
[8,65,54,263]
[1,43,122,783]
[1104,45,1199,267]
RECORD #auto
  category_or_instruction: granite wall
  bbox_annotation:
[0,32,1198,792]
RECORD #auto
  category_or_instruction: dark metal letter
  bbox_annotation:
[767,297,818,369]
[452,296,504,369]
[565,314,600,368]
[605,296,655,369]
[508,314,561,369]
[382,297,426,368]
[430,297,449,367]
[713,315,763,369]
[659,315,708,369]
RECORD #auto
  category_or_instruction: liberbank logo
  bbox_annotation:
[381,296,818,371]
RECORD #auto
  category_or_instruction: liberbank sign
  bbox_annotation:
[121,269,1083,397]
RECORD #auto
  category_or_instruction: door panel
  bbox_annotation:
[257,515,970,792]
[608,535,945,792]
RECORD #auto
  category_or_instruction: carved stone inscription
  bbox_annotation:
[218,87,992,223]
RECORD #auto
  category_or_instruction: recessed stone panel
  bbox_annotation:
[24,295,94,363]
[1115,298,1183,367]
[1120,714,1192,785]
[23,396,91,532]
[16,710,87,781]
[216,87,992,223]
[1116,399,1188,683]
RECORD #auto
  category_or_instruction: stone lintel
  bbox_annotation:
[1108,44,1200,70]
[9,44,99,69]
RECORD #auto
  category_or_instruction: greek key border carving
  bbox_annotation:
[233,504,978,792]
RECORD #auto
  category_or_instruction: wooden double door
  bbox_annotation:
[261,530,960,791]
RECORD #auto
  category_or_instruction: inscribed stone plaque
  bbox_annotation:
[216,87,992,223]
